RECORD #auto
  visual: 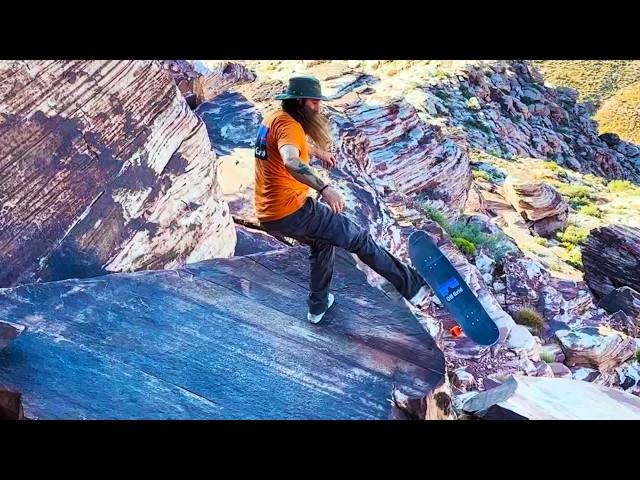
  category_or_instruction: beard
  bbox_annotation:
[282,99,332,151]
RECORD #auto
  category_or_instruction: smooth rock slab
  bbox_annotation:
[0,247,443,419]
[463,375,640,419]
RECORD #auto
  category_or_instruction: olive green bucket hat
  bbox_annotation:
[274,75,331,101]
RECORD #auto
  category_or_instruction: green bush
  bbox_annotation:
[421,204,450,230]
[473,170,491,182]
[420,205,516,261]
[583,173,606,186]
[636,349,640,362]
[579,203,603,218]
[466,97,482,111]
[557,226,589,246]
[434,69,449,80]
[555,183,594,208]
[451,223,515,261]
[547,260,562,271]
[533,237,548,246]
[453,237,476,255]
[489,242,516,263]
[448,222,485,244]
[514,308,545,335]
[609,179,637,192]
[541,350,556,363]
[543,161,560,171]
[560,244,583,270]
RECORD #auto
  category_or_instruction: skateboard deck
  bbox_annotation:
[408,230,500,346]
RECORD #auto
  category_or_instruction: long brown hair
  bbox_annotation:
[282,99,332,151]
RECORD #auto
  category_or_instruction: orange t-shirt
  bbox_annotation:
[254,110,310,222]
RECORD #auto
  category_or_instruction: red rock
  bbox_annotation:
[161,60,199,106]
[502,176,569,236]
[0,320,25,351]
[533,361,555,377]
[550,363,572,378]
[0,61,236,287]
[194,61,256,102]
[556,326,636,371]
[0,390,24,420]
[451,368,477,391]
[583,225,640,302]
[463,375,640,419]
[604,309,638,337]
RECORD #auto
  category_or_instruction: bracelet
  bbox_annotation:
[319,185,330,195]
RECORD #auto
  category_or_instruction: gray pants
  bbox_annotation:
[261,197,426,315]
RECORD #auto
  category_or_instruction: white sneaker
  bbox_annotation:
[307,293,335,324]
[409,285,430,307]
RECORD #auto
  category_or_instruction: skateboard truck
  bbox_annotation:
[450,325,463,337]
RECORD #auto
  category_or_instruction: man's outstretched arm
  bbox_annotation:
[280,144,345,214]
[280,144,327,191]
[308,144,336,169]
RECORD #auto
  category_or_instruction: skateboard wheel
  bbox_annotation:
[450,325,463,336]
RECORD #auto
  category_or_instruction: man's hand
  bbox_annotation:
[320,186,346,214]
[316,150,336,170]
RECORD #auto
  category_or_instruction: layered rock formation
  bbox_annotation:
[0,389,24,420]
[598,287,640,323]
[333,95,472,219]
[419,61,640,182]
[0,247,444,419]
[3,58,640,418]
[188,59,640,405]
[0,320,24,351]
[556,327,636,371]
[193,61,257,104]
[461,375,640,420]
[161,60,199,108]
[582,225,640,301]
[234,224,289,256]
[502,176,569,236]
[0,60,236,288]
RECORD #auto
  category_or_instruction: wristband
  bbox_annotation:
[319,185,330,195]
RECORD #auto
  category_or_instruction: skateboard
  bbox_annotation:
[408,230,500,346]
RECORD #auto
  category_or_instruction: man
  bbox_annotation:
[254,75,429,323]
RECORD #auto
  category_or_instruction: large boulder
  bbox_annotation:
[462,375,640,419]
[502,175,569,237]
[582,225,640,304]
[193,61,257,103]
[0,320,25,351]
[0,60,236,288]
[555,326,636,371]
[0,390,24,420]
[597,287,640,324]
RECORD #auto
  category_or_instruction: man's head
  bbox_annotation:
[302,98,321,113]
[274,76,332,150]
[274,75,329,103]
